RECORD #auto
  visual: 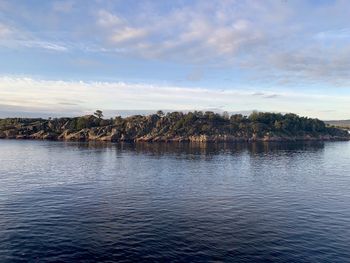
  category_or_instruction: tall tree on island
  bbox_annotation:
[94,110,104,119]
[157,110,164,117]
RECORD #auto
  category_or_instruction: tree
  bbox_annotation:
[94,110,103,119]
[76,117,89,130]
[222,111,230,120]
[156,110,164,117]
[274,120,283,130]
[249,110,259,122]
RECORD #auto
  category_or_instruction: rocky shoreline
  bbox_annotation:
[1,112,349,143]
[0,125,348,143]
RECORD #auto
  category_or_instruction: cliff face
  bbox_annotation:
[0,112,349,142]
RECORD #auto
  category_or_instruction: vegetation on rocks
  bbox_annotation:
[0,111,349,142]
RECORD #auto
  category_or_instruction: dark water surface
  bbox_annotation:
[1,140,350,262]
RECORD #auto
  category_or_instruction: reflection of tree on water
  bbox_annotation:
[62,141,325,157]
[248,141,325,155]
[133,142,248,157]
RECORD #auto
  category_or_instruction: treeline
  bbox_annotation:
[140,110,344,137]
[0,111,349,141]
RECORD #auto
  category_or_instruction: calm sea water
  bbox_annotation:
[0,140,350,263]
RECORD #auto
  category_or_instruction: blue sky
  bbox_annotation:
[0,0,349,119]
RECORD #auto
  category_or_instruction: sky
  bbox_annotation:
[0,0,350,120]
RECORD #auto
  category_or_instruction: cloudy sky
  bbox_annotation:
[0,0,349,119]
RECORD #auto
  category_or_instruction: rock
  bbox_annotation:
[43,132,58,140]
[5,129,18,139]
[30,130,45,139]
[189,135,209,143]
[120,133,133,142]
[16,135,27,139]
[64,129,89,141]
[58,130,71,140]
[0,131,6,138]
[1,113,349,143]
[135,135,154,142]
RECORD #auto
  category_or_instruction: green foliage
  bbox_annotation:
[76,117,90,130]
[156,110,164,117]
[75,116,101,130]
[1,111,348,140]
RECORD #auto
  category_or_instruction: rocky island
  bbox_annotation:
[0,111,349,143]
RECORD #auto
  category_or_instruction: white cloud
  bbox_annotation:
[95,7,265,61]
[97,10,149,45]
[111,27,148,44]
[0,22,68,51]
[90,1,350,85]
[97,10,123,28]
[0,76,349,119]
[20,40,68,51]
[52,1,74,13]
[0,38,68,52]
[315,28,350,40]
[2,0,350,87]
[0,23,12,38]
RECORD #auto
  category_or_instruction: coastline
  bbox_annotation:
[1,112,349,143]
[0,132,349,143]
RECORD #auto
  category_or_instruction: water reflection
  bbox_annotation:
[60,141,325,157]
[1,140,348,263]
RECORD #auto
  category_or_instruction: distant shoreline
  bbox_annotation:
[0,137,349,143]
[1,111,349,143]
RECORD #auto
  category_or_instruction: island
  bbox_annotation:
[0,111,349,142]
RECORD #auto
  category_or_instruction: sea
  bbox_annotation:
[1,140,350,262]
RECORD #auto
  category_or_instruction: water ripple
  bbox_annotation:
[0,140,350,262]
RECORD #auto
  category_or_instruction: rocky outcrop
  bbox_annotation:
[1,112,349,143]
[0,126,348,142]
